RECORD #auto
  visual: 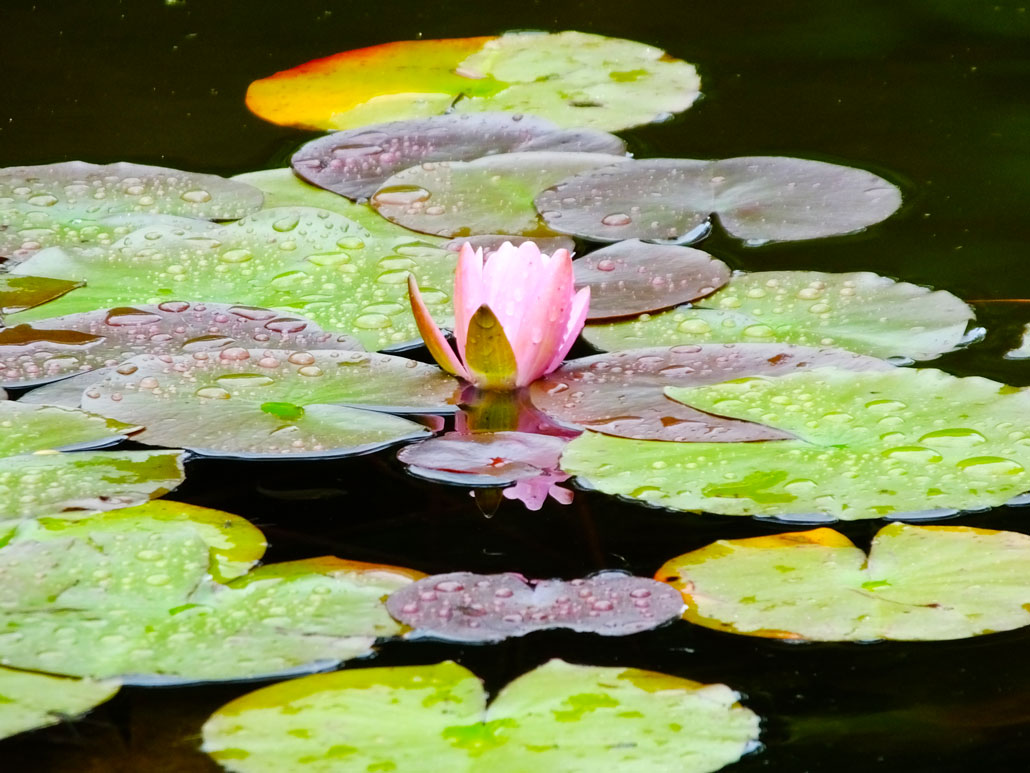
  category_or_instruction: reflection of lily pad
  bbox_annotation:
[657,524,1030,641]
[0,667,120,741]
[0,400,134,456]
[0,161,263,260]
[0,275,83,315]
[562,367,1030,520]
[583,270,976,361]
[535,156,901,244]
[202,659,759,773]
[0,302,360,389]
[0,505,423,683]
[8,207,457,351]
[387,570,684,642]
[247,31,701,132]
[531,344,888,442]
[372,152,628,238]
[292,113,626,200]
[80,349,459,459]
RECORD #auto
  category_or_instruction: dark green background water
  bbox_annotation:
[3,0,1030,770]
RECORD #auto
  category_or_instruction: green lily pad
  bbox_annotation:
[78,349,459,459]
[371,152,628,238]
[6,206,458,351]
[583,270,977,361]
[0,275,83,315]
[562,366,1030,520]
[0,450,185,521]
[0,400,134,455]
[0,667,120,741]
[656,523,1030,641]
[0,506,425,683]
[535,156,901,244]
[201,659,759,773]
[0,302,360,389]
[0,161,263,260]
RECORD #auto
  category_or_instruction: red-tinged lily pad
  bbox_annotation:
[292,113,627,200]
[0,161,263,260]
[530,344,890,442]
[0,275,84,315]
[0,302,360,389]
[575,240,730,320]
[371,152,629,237]
[387,570,684,642]
[535,156,902,244]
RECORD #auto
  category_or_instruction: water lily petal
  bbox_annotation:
[545,285,591,373]
[407,274,469,379]
[512,249,575,384]
[453,243,485,361]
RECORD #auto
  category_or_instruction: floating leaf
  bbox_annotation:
[583,270,976,361]
[247,32,700,132]
[78,349,459,459]
[202,659,759,773]
[372,152,628,238]
[0,161,263,260]
[562,367,1030,520]
[531,344,888,442]
[575,240,730,320]
[386,570,683,642]
[292,113,626,200]
[0,450,185,521]
[7,207,458,351]
[0,667,119,741]
[0,275,83,315]
[0,400,133,455]
[0,506,423,683]
[535,156,901,244]
[0,302,360,389]
[657,523,1030,641]
[1005,324,1030,359]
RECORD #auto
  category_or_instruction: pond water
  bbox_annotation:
[2,0,1030,770]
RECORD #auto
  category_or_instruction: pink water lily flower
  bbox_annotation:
[408,241,590,390]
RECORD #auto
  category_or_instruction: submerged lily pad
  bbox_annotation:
[372,152,628,238]
[0,275,83,315]
[0,505,424,683]
[583,270,977,361]
[79,349,459,459]
[657,523,1030,641]
[7,207,458,351]
[0,667,120,741]
[0,161,263,260]
[561,366,1030,520]
[387,570,683,642]
[531,344,889,442]
[575,240,730,320]
[247,31,700,132]
[0,400,134,455]
[292,113,627,200]
[202,659,759,773]
[535,156,901,244]
[0,302,360,389]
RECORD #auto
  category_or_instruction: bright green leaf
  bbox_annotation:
[0,667,119,741]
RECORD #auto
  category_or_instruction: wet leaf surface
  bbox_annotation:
[0,275,83,315]
[0,667,119,741]
[0,400,134,456]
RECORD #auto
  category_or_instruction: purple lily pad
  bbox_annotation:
[575,240,730,320]
[386,570,684,642]
[529,344,892,442]
[534,156,902,244]
[292,113,627,200]
[0,302,360,388]
[445,234,576,255]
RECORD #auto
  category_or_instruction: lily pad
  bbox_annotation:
[0,161,263,260]
[386,570,683,642]
[372,152,629,238]
[0,450,185,521]
[561,366,1030,520]
[78,349,459,459]
[656,523,1030,641]
[202,659,759,773]
[582,270,977,361]
[0,667,119,741]
[246,31,701,132]
[7,207,458,351]
[531,344,889,442]
[575,240,730,320]
[0,506,424,683]
[0,275,83,315]
[534,156,902,244]
[0,400,134,455]
[0,302,360,389]
[292,113,627,200]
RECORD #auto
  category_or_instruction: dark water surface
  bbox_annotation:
[3,0,1030,770]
